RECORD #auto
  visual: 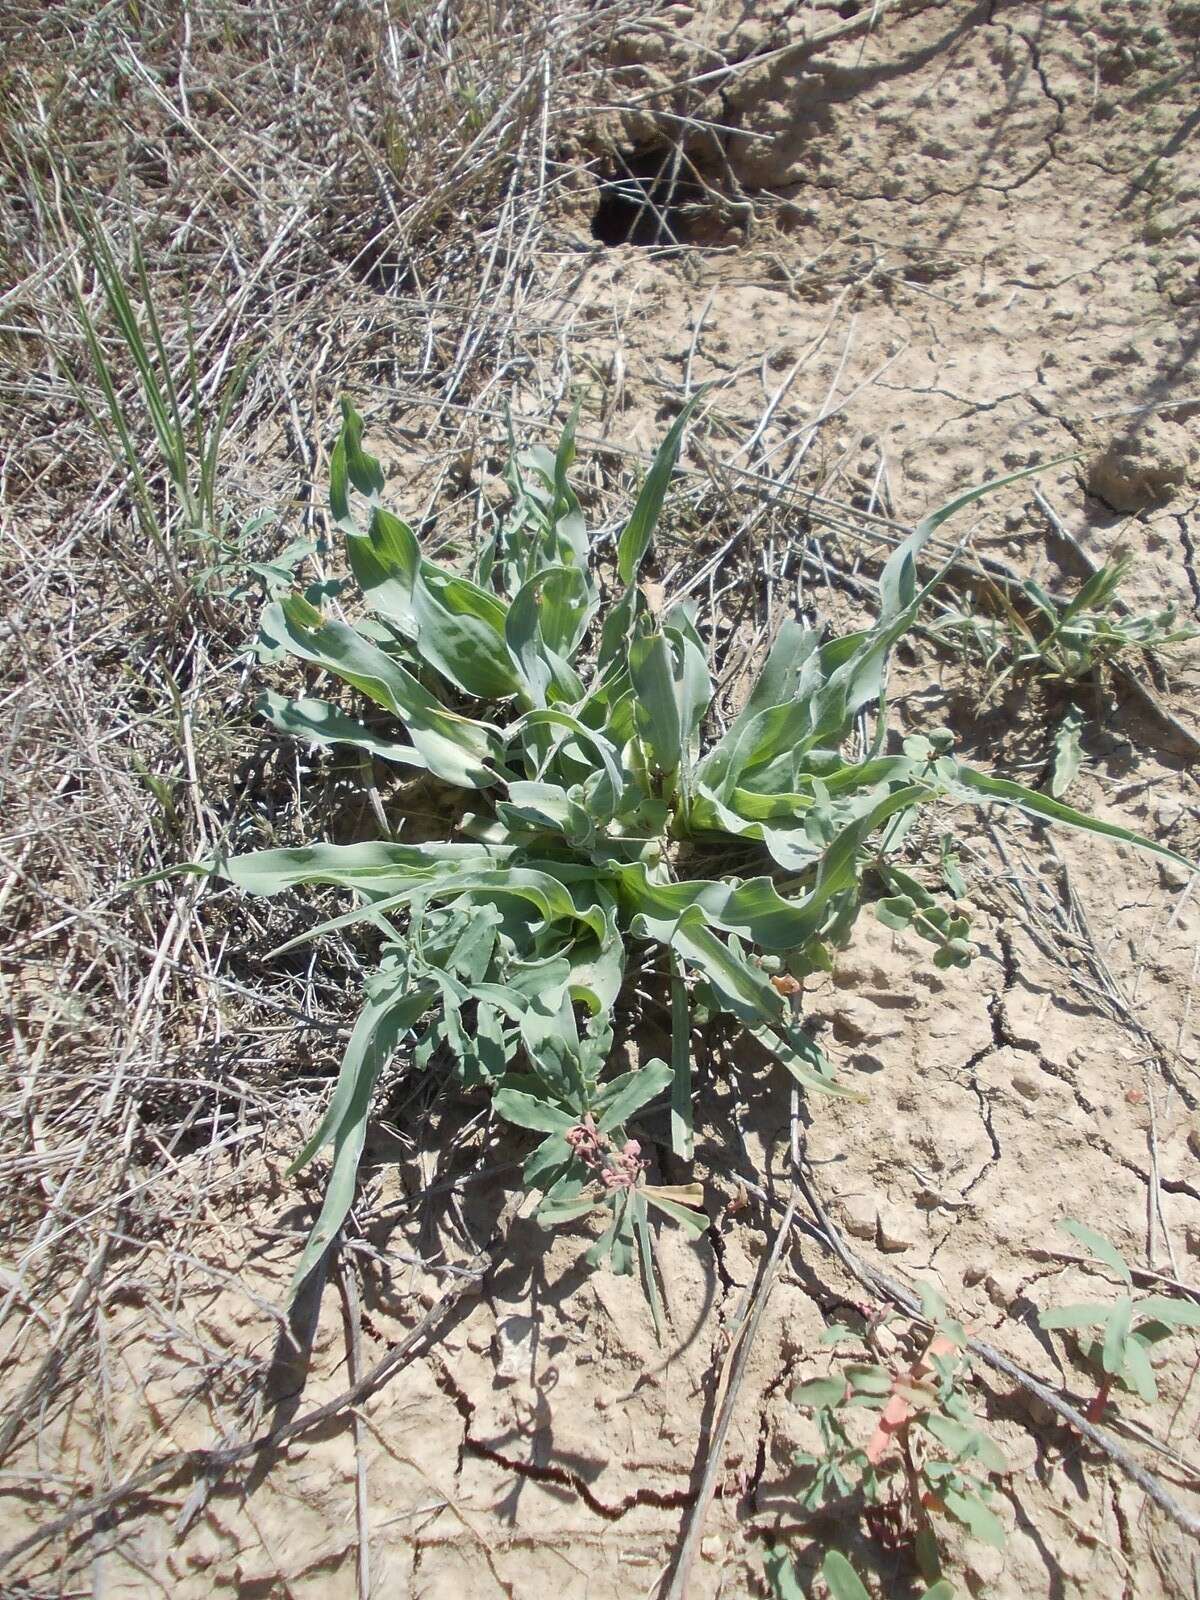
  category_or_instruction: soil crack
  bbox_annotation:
[428,1355,699,1519]
[957,932,1016,1194]
[749,1350,801,1512]
[1174,507,1200,614]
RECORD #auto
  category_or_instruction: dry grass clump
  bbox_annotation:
[0,0,680,1548]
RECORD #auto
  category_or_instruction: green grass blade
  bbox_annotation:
[615,393,701,587]
[632,1193,665,1342]
[951,765,1196,872]
[668,949,693,1159]
[751,1024,865,1101]
[287,986,431,1296]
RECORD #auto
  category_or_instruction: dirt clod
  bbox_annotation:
[1086,418,1200,512]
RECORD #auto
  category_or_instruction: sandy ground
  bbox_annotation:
[2,1,1199,1596]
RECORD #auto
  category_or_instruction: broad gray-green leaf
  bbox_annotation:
[495,780,592,845]
[538,1189,599,1226]
[492,1088,577,1135]
[257,690,427,769]
[220,838,500,897]
[629,629,684,778]
[940,1485,1006,1549]
[1058,1218,1133,1285]
[594,1057,673,1133]
[558,907,624,1015]
[876,894,917,931]
[264,594,501,788]
[509,708,625,823]
[357,507,519,700]
[342,503,418,634]
[726,620,821,744]
[519,990,587,1104]
[820,1551,872,1600]
[267,862,608,957]
[645,908,781,1024]
[629,785,934,956]
[616,863,819,952]
[923,1411,1005,1474]
[330,406,517,699]
[845,1363,892,1395]
[763,1548,807,1600]
[1102,1296,1135,1376]
[523,1133,573,1188]
[505,565,591,706]
[1051,705,1084,798]
[1136,1295,1200,1329]
[1121,1334,1158,1402]
[1038,1301,1112,1331]
[791,1376,846,1409]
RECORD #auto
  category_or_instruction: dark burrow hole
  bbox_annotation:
[591,148,722,248]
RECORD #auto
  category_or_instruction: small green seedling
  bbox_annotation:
[1049,704,1085,798]
[1039,1218,1200,1418]
[199,515,322,608]
[790,1288,1007,1560]
[215,402,1194,1322]
[935,553,1198,692]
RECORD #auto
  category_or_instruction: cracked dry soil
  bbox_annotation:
[3,0,1200,1596]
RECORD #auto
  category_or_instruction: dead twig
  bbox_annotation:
[0,1226,117,1464]
[337,1250,372,1600]
[666,1091,803,1600]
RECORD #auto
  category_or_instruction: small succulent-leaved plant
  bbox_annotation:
[1039,1218,1200,1416]
[789,1287,1007,1558]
